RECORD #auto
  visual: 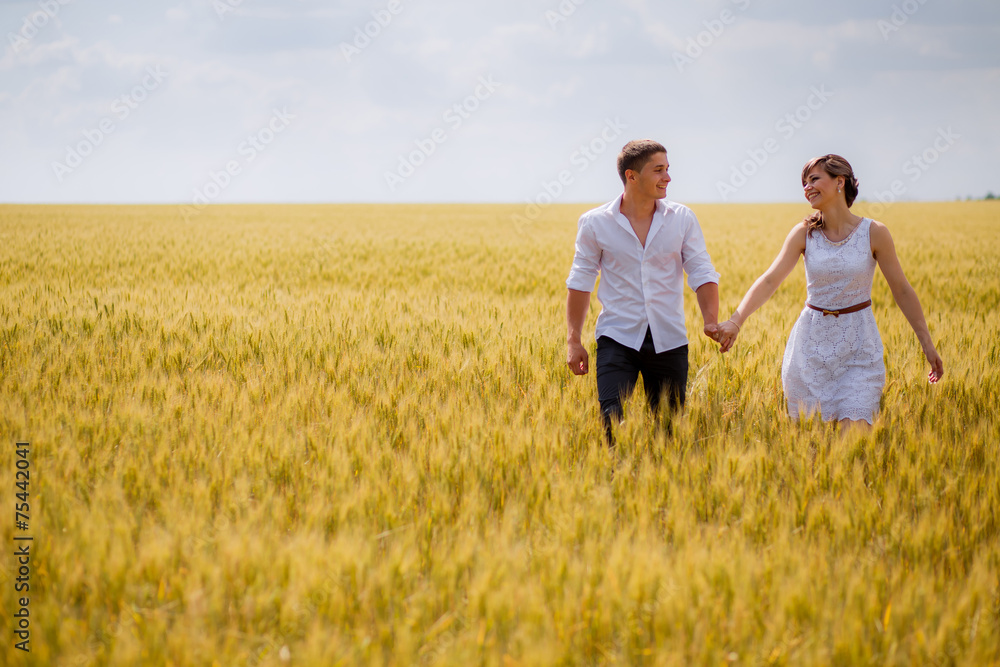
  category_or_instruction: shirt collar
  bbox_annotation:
[611,195,672,217]
[611,195,671,244]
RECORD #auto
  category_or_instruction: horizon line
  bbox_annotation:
[0,198,991,206]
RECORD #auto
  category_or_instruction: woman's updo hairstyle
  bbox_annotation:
[801,154,860,234]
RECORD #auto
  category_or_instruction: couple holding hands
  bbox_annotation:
[566,139,943,443]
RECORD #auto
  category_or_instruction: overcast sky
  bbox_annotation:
[2,0,998,205]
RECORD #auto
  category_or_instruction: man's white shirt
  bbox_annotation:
[566,196,719,353]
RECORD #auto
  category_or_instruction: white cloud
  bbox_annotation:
[0,0,997,203]
[165,7,191,22]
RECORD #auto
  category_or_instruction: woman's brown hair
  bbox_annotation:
[801,154,860,234]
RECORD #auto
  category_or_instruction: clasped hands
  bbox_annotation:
[703,319,741,353]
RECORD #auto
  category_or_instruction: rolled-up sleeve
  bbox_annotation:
[680,210,720,292]
[566,217,601,292]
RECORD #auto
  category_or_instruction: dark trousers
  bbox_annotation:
[596,328,688,444]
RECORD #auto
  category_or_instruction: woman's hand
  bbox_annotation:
[924,345,944,383]
[717,320,741,353]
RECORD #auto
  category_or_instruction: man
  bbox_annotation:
[566,139,720,444]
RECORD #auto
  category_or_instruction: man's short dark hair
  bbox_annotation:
[617,139,667,185]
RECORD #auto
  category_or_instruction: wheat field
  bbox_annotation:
[0,201,998,666]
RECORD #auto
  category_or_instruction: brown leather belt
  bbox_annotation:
[806,299,872,317]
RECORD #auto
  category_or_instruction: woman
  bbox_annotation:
[715,154,943,425]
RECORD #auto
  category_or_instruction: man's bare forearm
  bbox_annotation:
[696,282,719,327]
[567,289,590,342]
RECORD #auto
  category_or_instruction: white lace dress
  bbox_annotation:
[781,218,885,423]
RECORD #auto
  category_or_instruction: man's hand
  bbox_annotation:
[567,340,589,375]
[704,322,720,343]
